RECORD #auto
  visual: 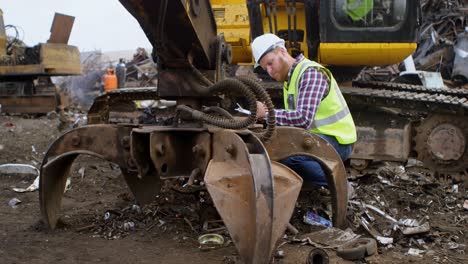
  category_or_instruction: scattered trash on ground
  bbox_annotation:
[0,163,40,193]
[303,210,332,228]
[8,197,22,208]
[198,233,225,251]
[0,163,39,175]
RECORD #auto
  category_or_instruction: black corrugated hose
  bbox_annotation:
[236,75,276,142]
[176,76,276,142]
[176,78,257,129]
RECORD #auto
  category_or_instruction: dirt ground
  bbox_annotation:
[0,114,466,264]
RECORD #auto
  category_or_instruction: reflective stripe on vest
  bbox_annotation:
[283,58,357,144]
[310,86,350,129]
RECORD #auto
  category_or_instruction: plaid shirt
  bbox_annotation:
[274,54,329,128]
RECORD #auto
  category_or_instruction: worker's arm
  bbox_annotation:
[274,68,329,128]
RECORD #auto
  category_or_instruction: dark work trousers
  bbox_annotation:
[280,134,352,187]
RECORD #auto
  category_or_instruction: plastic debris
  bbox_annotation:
[405,158,424,168]
[274,250,285,258]
[78,167,86,179]
[12,175,39,193]
[376,236,394,245]
[0,163,39,175]
[123,221,135,231]
[401,222,431,235]
[131,204,141,213]
[303,210,332,228]
[407,248,425,257]
[301,227,360,248]
[104,212,111,221]
[0,163,40,193]
[399,218,420,227]
[64,178,72,192]
[8,198,22,208]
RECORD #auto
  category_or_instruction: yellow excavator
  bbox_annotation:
[212,0,418,67]
[0,9,81,113]
[212,0,468,180]
[39,1,467,263]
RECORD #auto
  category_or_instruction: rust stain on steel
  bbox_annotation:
[263,126,349,229]
[0,95,57,114]
[205,130,302,264]
[427,123,465,161]
[40,125,134,229]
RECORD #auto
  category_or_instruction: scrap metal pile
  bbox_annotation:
[358,0,467,86]
[347,162,467,262]
[415,0,468,85]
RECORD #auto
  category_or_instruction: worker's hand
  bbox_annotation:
[256,101,268,119]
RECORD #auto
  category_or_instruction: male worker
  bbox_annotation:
[252,33,357,188]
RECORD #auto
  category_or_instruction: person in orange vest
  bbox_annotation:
[103,67,118,92]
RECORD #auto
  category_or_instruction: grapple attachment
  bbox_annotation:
[40,125,348,263]
[205,130,302,263]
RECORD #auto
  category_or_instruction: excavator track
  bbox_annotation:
[353,80,468,98]
[342,82,468,179]
[342,86,468,116]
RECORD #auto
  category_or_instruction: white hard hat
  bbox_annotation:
[252,33,285,67]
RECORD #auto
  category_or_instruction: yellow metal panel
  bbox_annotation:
[40,43,82,75]
[212,1,252,63]
[0,9,6,56]
[318,43,417,66]
[0,64,45,75]
[260,1,309,58]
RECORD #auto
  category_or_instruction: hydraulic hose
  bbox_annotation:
[236,76,276,142]
[177,78,257,129]
[176,76,276,142]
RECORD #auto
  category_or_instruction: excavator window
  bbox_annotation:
[333,0,407,28]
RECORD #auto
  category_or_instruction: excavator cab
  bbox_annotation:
[247,0,420,66]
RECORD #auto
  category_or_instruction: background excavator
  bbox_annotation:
[0,9,81,114]
[38,1,466,263]
[212,0,468,182]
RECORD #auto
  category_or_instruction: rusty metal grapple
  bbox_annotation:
[39,1,348,263]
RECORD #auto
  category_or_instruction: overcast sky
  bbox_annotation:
[1,0,151,52]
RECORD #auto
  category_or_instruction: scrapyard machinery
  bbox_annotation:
[39,0,467,263]
[0,10,81,114]
[39,1,349,263]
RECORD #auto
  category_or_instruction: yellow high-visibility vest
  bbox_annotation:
[346,0,374,21]
[283,58,357,144]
